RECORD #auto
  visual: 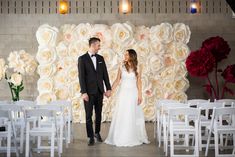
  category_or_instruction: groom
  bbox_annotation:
[78,37,111,146]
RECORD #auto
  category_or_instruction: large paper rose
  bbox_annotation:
[54,70,68,87]
[202,36,231,62]
[70,80,81,98]
[92,24,112,48]
[149,55,163,74]
[36,24,58,46]
[36,46,56,65]
[74,23,92,41]
[133,41,150,64]
[111,23,134,46]
[135,26,150,41]
[173,77,189,92]
[186,48,216,77]
[37,92,56,105]
[99,48,118,70]
[56,57,73,71]
[0,58,7,80]
[150,23,173,44]
[222,64,235,83]
[37,64,56,77]
[173,23,191,44]
[10,73,22,86]
[172,42,190,62]
[159,66,175,80]
[68,40,89,59]
[37,77,53,93]
[55,86,70,100]
[67,66,78,81]
[174,63,187,77]
[163,54,176,67]
[60,24,77,43]
[151,41,165,55]
[56,42,68,59]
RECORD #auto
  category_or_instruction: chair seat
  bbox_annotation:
[172,125,196,133]
[29,127,55,136]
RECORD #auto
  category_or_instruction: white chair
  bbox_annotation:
[197,102,224,151]
[0,110,19,157]
[215,99,235,107]
[187,99,210,107]
[169,107,200,157]
[155,99,179,147]
[205,107,235,157]
[25,109,61,157]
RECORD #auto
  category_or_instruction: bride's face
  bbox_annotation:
[124,51,130,62]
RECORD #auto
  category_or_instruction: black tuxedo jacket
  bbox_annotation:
[78,52,111,94]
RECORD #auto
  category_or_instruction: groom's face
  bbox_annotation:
[92,41,101,53]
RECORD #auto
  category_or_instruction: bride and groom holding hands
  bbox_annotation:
[78,37,149,147]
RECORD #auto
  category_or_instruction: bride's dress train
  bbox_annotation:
[105,66,149,147]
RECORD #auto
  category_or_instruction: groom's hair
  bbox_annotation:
[89,37,100,46]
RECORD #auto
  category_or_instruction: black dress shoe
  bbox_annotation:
[88,138,95,146]
[94,133,103,142]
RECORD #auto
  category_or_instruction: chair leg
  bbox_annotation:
[7,124,11,157]
[195,122,199,156]
[37,136,41,153]
[170,127,174,157]
[214,130,219,157]
[25,123,30,157]
[20,125,24,154]
[199,125,202,151]
[205,130,212,156]
[51,132,55,157]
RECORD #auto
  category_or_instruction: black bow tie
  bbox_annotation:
[91,54,96,57]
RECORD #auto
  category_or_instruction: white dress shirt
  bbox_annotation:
[88,52,97,70]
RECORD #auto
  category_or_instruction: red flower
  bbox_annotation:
[202,36,231,62]
[186,48,216,77]
[221,64,235,83]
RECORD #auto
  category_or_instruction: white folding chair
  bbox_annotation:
[215,99,235,107]
[0,110,19,157]
[187,99,210,107]
[169,107,200,157]
[155,99,179,147]
[205,107,235,157]
[197,102,224,151]
[25,109,61,157]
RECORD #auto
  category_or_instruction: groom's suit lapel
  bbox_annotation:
[85,52,97,72]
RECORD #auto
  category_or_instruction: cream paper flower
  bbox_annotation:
[173,23,191,44]
[70,80,81,98]
[111,23,134,46]
[149,55,163,74]
[133,41,150,64]
[150,23,173,44]
[37,92,56,105]
[162,79,175,92]
[67,66,78,81]
[56,42,68,59]
[36,24,58,46]
[54,70,68,87]
[99,48,118,70]
[163,54,176,67]
[143,106,155,121]
[92,24,112,48]
[10,73,22,86]
[37,77,53,93]
[151,41,165,55]
[173,77,189,92]
[172,42,190,62]
[60,24,77,43]
[8,51,26,74]
[74,23,92,41]
[159,66,175,80]
[37,64,56,77]
[135,26,150,41]
[36,46,56,65]
[0,58,7,80]
[168,92,188,102]
[68,40,89,59]
[56,57,73,71]
[174,63,187,77]
[55,86,70,100]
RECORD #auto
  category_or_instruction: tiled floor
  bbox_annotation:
[0,123,221,157]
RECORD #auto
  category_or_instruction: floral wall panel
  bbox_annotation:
[36,22,191,122]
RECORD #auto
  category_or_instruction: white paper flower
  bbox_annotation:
[143,106,155,121]
[149,55,163,74]
[70,80,81,98]
[60,24,77,43]
[8,51,26,74]
[74,23,92,41]
[0,58,7,80]
[135,26,150,41]
[173,77,189,92]
[173,23,191,44]
[133,41,150,64]
[99,48,118,70]
[68,40,89,59]
[174,63,187,77]
[159,66,175,80]
[54,70,68,87]
[172,42,190,62]
[37,92,56,105]
[151,41,165,55]
[37,77,53,93]
[162,79,175,92]
[10,73,22,86]
[56,42,68,59]
[163,54,176,67]
[92,24,112,48]
[150,23,173,44]
[55,86,70,100]
[168,92,187,102]
[37,64,56,77]
[111,23,134,46]
[56,57,73,71]
[36,24,58,46]
[36,46,56,65]
[67,66,78,81]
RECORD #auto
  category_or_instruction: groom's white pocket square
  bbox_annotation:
[99,62,102,64]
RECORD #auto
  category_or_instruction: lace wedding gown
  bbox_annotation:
[105,66,149,147]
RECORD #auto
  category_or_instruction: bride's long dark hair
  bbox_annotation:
[124,49,138,77]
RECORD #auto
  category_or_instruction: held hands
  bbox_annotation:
[104,90,112,98]
[82,93,89,102]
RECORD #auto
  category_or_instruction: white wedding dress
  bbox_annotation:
[105,66,149,147]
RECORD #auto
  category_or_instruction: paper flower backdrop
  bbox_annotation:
[36,22,191,122]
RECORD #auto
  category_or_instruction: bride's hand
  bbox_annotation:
[138,96,142,105]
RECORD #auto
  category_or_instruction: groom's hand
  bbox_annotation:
[105,90,111,98]
[82,93,89,102]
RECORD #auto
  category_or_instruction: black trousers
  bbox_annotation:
[84,91,103,138]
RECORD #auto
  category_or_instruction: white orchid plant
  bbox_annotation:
[0,50,38,101]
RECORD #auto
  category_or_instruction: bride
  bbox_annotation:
[105,49,149,147]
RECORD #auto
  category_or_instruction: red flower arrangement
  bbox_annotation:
[186,36,234,99]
